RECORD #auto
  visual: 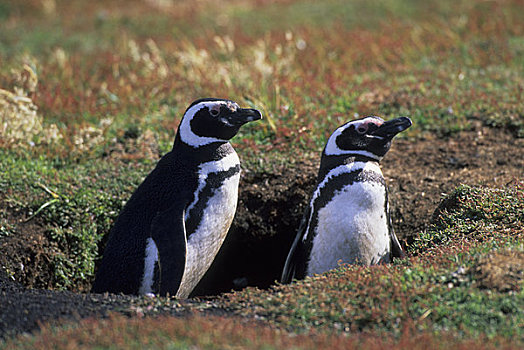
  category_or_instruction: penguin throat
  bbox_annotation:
[324,147,383,160]
[321,153,380,167]
[173,133,235,164]
[318,154,380,182]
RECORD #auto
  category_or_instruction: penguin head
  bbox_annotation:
[324,116,412,160]
[178,98,262,147]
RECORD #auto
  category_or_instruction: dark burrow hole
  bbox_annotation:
[191,169,314,296]
[191,163,423,297]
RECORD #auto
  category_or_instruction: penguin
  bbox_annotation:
[281,116,411,283]
[92,98,262,298]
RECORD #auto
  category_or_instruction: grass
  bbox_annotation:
[0,0,523,348]
[1,0,520,291]
[412,183,524,254]
[0,150,150,290]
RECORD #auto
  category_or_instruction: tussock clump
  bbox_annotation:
[126,39,169,78]
[472,248,524,292]
[72,118,113,154]
[0,64,62,147]
[0,87,42,145]
[412,182,524,254]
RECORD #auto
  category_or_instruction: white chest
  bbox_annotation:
[176,153,241,298]
[307,180,390,276]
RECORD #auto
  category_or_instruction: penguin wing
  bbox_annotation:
[386,188,406,260]
[281,206,312,284]
[150,200,187,296]
[389,228,405,260]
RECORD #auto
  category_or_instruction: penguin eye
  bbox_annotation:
[356,124,368,134]
[209,106,221,117]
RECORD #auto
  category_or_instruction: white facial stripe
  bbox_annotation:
[184,151,240,221]
[323,125,345,156]
[324,117,384,158]
[179,101,229,147]
[358,116,384,127]
[302,161,382,242]
[139,237,159,295]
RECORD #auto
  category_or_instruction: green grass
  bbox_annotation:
[6,182,518,347]
[412,184,524,253]
[0,150,151,290]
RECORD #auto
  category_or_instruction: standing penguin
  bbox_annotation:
[92,98,261,297]
[281,116,411,283]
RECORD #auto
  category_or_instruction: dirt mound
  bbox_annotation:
[0,202,59,290]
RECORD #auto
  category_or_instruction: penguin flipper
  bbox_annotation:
[150,202,187,297]
[281,231,300,284]
[386,187,406,260]
[281,207,311,284]
[389,229,406,260]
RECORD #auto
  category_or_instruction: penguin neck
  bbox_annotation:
[172,132,235,166]
[318,153,380,181]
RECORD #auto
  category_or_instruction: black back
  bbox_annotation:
[91,135,235,294]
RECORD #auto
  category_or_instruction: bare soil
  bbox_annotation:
[1,127,523,339]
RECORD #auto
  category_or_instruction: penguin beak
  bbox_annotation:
[370,117,412,140]
[227,107,263,126]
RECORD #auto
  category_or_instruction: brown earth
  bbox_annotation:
[1,127,523,339]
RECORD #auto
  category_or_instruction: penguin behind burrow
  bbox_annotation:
[92,98,261,298]
[281,116,411,283]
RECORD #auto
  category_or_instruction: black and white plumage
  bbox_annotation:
[281,116,411,283]
[92,98,261,298]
